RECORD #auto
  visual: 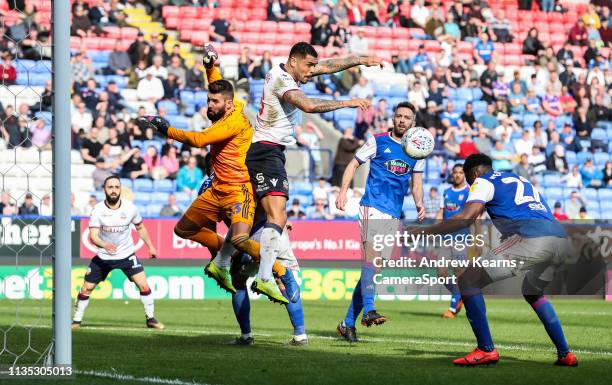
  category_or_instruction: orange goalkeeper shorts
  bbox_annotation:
[183,183,255,227]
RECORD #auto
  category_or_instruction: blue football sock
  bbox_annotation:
[446,283,462,312]
[343,279,363,328]
[285,294,305,336]
[231,288,251,335]
[462,292,495,352]
[361,264,376,314]
[526,295,570,357]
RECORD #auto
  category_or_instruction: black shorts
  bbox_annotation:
[246,141,289,199]
[84,255,145,284]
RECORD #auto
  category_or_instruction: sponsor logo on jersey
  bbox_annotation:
[384,159,410,176]
[283,179,289,191]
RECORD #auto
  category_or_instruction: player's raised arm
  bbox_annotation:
[283,89,370,113]
[311,54,384,76]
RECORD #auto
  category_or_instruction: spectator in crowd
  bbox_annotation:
[237,47,254,80]
[514,130,534,156]
[162,73,182,102]
[455,133,479,159]
[580,158,604,188]
[143,145,167,180]
[137,69,165,103]
[508,82,527,115]
[424,186,442,220]
[373,98,392,132]
[552,202,569,221]
[523,27,546,57]
[603,161,612,187]
[166,55,186,86]
[176,156,203,195]
[525,88,543,114]
[80,126,103,164]
[127,31,149,66]
[546,144,568,174]
[480,61,497,102]
[309,198,335,220]
[566,191,586,219]
[92,156,114,189]
[0,191,16,215]
[348,29,368,55]
[513,153,534,181]
[529,146,547,174]
[477,103,498,130]
[349,76,374,99]
[394,50,412,74]
[330,19,350,48]
[362,0,383,26]
[106,40,131,75]
[577,206,593,221]
[19,193,39,216]
[542,85,563,117]
[568,19,589,46]
[161,145,180,179]
[268,0,289,21]
[252,51,274,80]
[30,118,51,149]
[312,177,329,203]
[287,198,306,219]
[69,193,82,216]
[474,127,493,155]
[410,45,433,73]
[185,60,206,90]
[311,13,333,46]
[408,81,428,110]
[444,12,461,41]
[70,51,94,89]
[121,146,149,180]
[559,85,577,114]
[297,122,325,176]
[574,106,593,140]
[410,0,430,29]
[490,140,513,171]
[490,9,512,43]
[210,9,237,42]
[417,100,442,132]
[147,55,168,79]
[0,54,16,85]
[83,194,97,216]
[190,105,211,132]
[160,194,183,217]
[474,31,495,64]
[71,5,94,37]
[1,105,24,148]
[332,128,363,187]
[425,8,445,39]
[441,101,461,131]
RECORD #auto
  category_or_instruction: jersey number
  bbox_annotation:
[501,176,541,205]
[129,255,141,268]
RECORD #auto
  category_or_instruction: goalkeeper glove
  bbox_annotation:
[143,115,170,136]
[202,44,219,69]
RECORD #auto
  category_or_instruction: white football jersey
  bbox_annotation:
[254,64,301,146]
[89,200,143,260]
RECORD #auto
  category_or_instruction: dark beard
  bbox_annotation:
[207,109,225,122]
[105,194,120,205]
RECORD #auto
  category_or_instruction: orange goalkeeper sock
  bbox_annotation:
[273,261,286,277]
[230,234,286,276]
[190,229,224,255]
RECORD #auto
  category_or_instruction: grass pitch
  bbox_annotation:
[1,298,611,385]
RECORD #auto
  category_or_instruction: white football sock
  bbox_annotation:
[141,293,155,319]
[213,234,236,269]
[73,294,90,322]
[294,333,308,341]
[241,332,252,339]
[256,227,280,281]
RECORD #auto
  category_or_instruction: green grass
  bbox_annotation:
[1,298,611,385]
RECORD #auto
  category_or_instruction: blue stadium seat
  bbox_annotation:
[94,74,108,87]
[586,201,600,213]
[599,200,612,210]
[522,113,539,129]
[142,140,162,154]
[301,82,317,94]
[543,174,562,187]
[599,121,612,130]
[337,119,355,130]
[167,115,189,129]
[565,151,576,164]
[194,91,208,106]
[158,100,179,115]
[134,193,151,206]
[471,88,483,100]
[594,152,609,166]
[576,152,592,164]
[583,188,599,201]
[153,179,174,192]
[591,128,607,142]
[120,178,133,190]
[599,189,612,200]
[447,88,457,99]
[133,179,153,192]
[473,100,487,114]
[131,139,143,149]
[184,105,196,116]
[388,85,407,97]
[180,90,195,104]
[456,88,473,101]
[150,192,168,204]
[35,111,53,124]
[555,114,572,129]
[335,109,357,121]
[106,75,127,88]
[545,187,564,201]
[175,191,190,204]
[147,204,163,217]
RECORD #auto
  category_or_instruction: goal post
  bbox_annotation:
[51,0,72,366]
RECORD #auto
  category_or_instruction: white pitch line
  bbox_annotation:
[79,325,612,357]
[75,369,212,385]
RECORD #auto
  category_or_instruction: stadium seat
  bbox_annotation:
[120,178,133,190]
[167,115,189,129]
[594,152,609,166]
[146,203,163,217]
[576,152,592,164]
[591,128,607,142]
[583,188,599,201]
[151,192,169,204]
[599,189,612,200]
[133,179,153,192]
[153,179,175,193]
[565,151,576,164]
[158,100,179,115]
[143,140,162,154]
[134,194,152,206]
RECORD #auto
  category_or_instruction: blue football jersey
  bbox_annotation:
[356,132,424,218]
[466,170,566,238]
[442,185,470,220]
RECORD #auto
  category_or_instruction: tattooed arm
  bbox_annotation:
[311,55,383,76]
[283,89,370,113]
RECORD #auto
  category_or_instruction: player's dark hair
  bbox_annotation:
[463,154,493,175]
[208,79,234,99]
[452,163,464,171]
[289,42,318,59]
[393,101,416,115]
[103,174,121,187]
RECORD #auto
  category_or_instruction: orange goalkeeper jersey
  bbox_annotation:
[167,67,252,186]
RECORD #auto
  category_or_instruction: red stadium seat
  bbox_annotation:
[259,33,278,44]
[244,20,262,32]
[424,40,440,53]
[83,37,99,50]
[277,22,295,34]
[165,17,179,29]
[251,8,267,20]
[179,30,193,42]
[179,19,195,31]
[102,26,121,39]
[505,43,521,56]
[377,39,394,50]
[394,39,409,51]
[98,38,116,51]
[363,26,378,38]
[193,19,212,31]
[241,32,260,44]
[233,20,245,31]
[261,21,278,33]
[70,37,82,50]
[392,27,410,40]
[180,6,198,19]
[377,27,393,38]
[198,7,214,19]
[220,42,241,55]
[278,33,296,45]
[218,0,234,8]
[191,31,210,46]
[457,41,473,54]
[295,23,311,34]
[121,28,139,40]
[162,6,180,18]
[407,40,421,51]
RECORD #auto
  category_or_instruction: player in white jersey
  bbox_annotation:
[247,41,383,302]
[72,176,164,330]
